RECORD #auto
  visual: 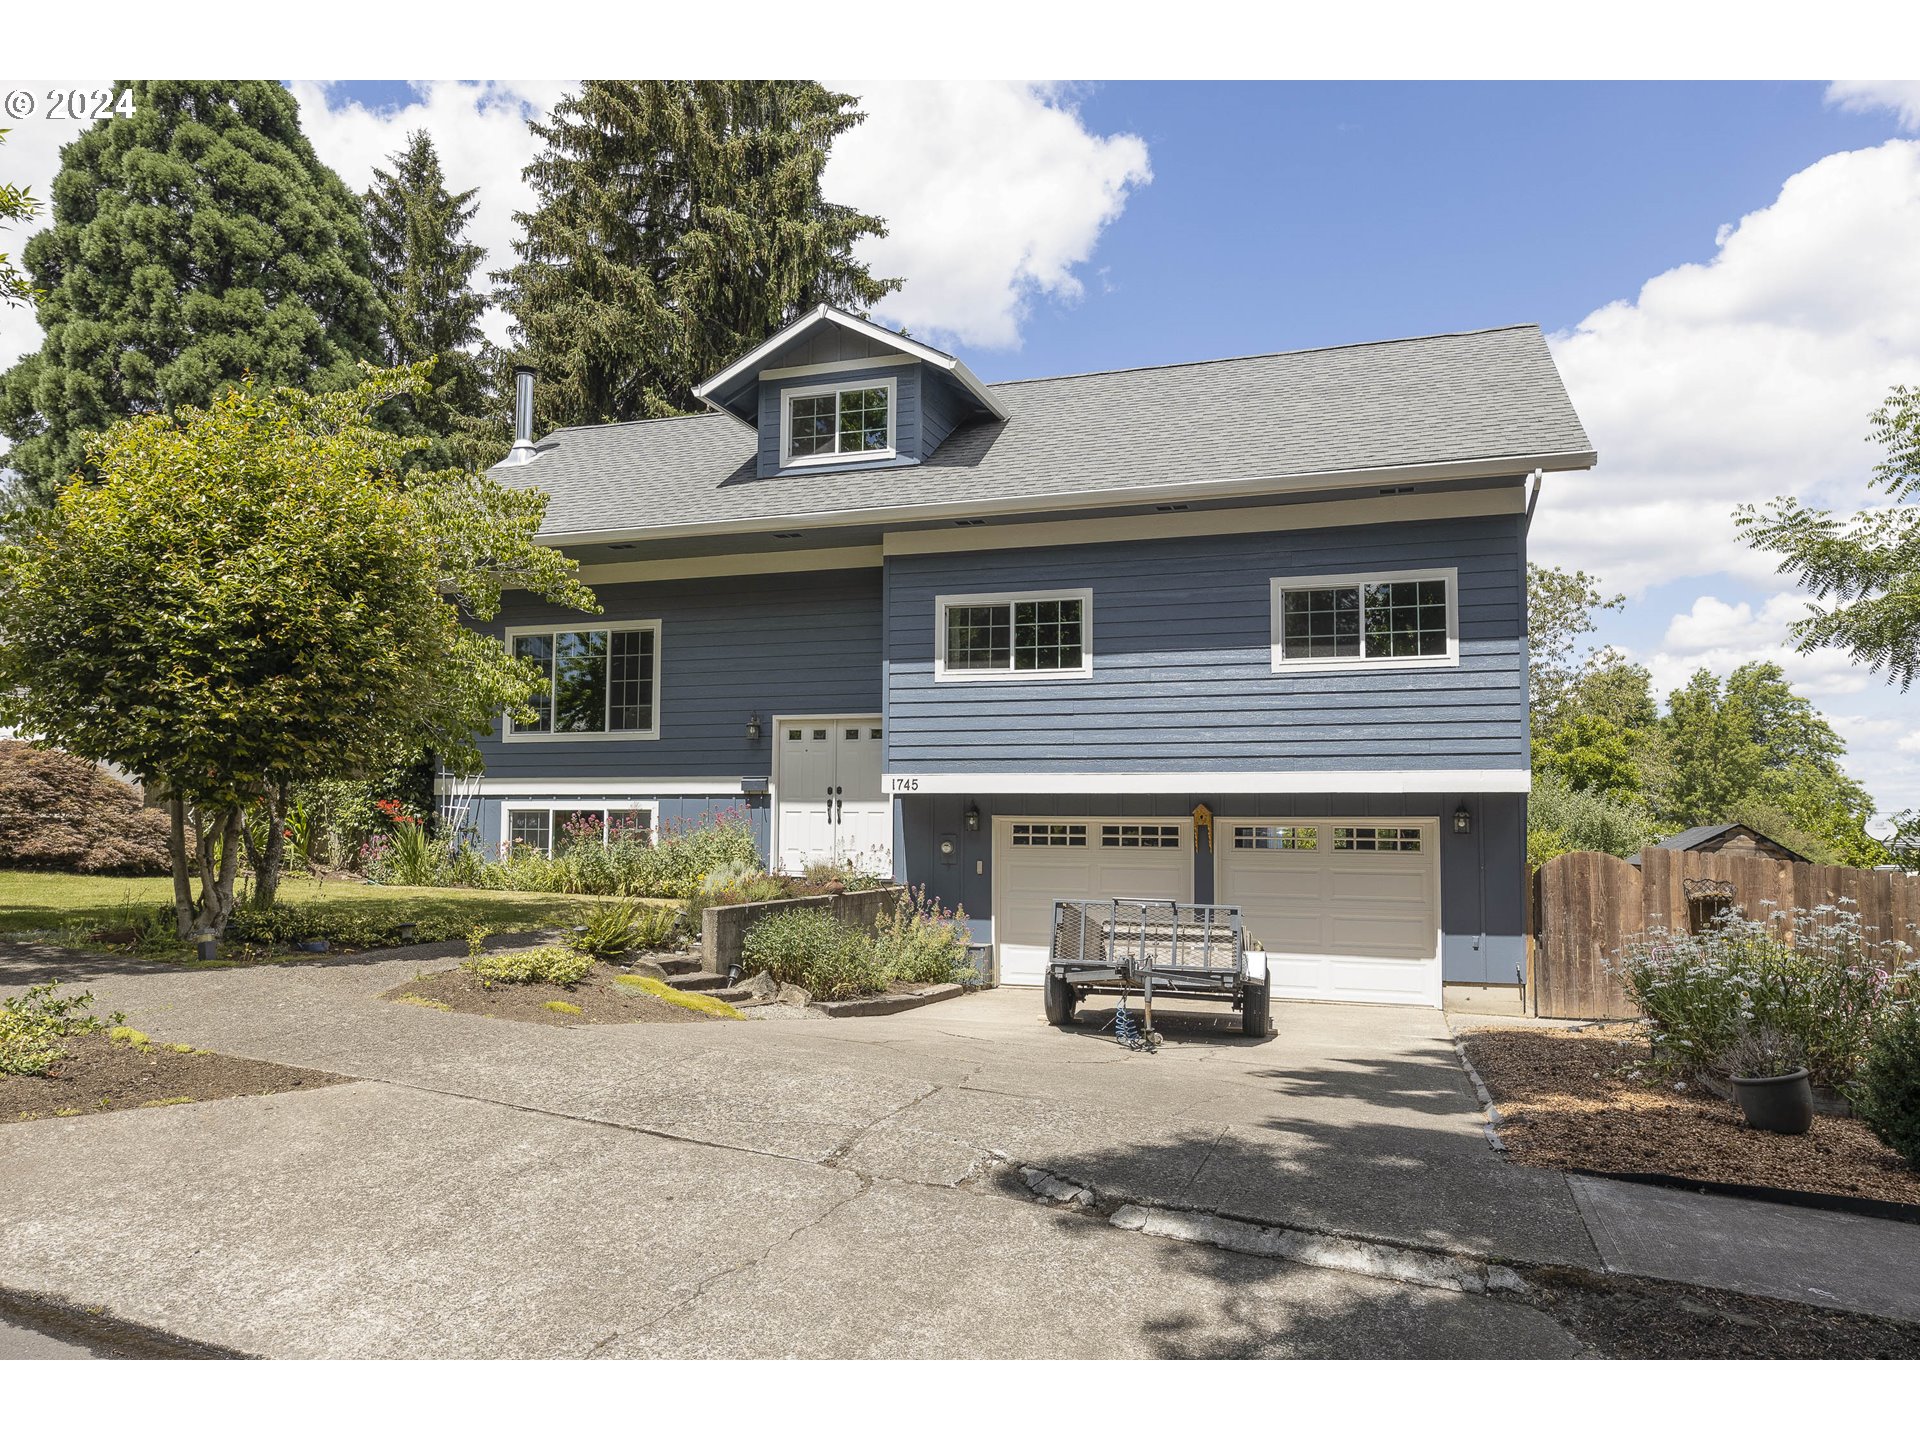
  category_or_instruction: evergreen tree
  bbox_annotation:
[0,81,382,502]
[495,81,898,430]
[364,129,490,469]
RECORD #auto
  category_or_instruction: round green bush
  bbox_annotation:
[1852,1005,1920,1171]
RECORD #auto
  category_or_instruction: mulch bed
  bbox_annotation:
[1459,1025,1920,1207]
[382,963,721,1026]
[1,1032,344,1125]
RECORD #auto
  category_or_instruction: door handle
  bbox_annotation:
[834,786,843,824]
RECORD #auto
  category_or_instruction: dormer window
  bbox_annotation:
[781,379,895,466]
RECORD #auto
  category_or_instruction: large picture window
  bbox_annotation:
[1269,569,1458,672]
[782,379,895,465]
[506,622,660,739]
[935,589,1093,681]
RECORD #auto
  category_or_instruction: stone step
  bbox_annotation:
[654,953,702,976]
[667,970,731,992]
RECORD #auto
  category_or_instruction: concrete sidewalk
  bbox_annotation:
[1,946,1914,1354]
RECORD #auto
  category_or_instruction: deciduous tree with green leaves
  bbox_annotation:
[0,129,40,309]
[1738,384,1920,689]
[0,366,595,936]
[495,80,898,430]
[0,81,383,503]
[1525,563,1625,731]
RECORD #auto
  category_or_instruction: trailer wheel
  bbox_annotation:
[1044,972,1078,1027]
[1241,978,1272,1038]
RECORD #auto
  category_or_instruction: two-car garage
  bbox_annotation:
[991,814,1442,1006]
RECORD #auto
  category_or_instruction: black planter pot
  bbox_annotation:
[1731,1068,1815,1135]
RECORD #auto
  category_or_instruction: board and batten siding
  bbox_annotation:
[883,513,1529,773]
[474,566,883,781]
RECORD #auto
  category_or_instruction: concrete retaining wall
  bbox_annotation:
[701,885,906,976]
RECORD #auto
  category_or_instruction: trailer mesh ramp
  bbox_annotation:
[1049,899,1243,981]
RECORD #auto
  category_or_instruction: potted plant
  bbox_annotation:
[1724,1024,1814,1135]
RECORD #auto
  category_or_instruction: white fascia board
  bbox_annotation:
[535,451,1589,548]
[436,777,750,797]
[881,770,1532,796]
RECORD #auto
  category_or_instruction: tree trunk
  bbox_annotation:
[166,787,196,941]
[190,804,245,937]
[253,779,289,909]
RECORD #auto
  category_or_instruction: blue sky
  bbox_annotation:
[6,79,1918,817]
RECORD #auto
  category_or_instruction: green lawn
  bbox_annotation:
[0,869,625,943]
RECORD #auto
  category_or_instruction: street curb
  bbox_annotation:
[1008,1162,1527,1298]
[810,983,969,1018]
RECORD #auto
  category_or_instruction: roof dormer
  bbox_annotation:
[693,305,1005,480]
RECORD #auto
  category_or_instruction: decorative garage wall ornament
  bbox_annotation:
[1192,802,1213,850]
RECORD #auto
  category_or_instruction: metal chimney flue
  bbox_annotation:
[502,364,539,465]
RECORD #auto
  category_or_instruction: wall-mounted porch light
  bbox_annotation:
[746,713,763,742]
[964,802,981,833]
[1452,805,1473,835]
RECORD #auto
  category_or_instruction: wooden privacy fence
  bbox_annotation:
[1532,847,1920,1020]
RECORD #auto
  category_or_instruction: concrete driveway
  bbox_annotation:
[0,943,1601,1357]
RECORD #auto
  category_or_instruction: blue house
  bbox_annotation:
[453,306,1594,1010]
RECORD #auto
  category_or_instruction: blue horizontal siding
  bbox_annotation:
[884,514,1529,773]
[474,567,883,781]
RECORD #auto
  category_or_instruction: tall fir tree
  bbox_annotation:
[0,81,383,502]
[495,80,898,431]
[363,129,491,470]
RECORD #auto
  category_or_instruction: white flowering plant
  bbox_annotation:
[1614,900,1917,1087]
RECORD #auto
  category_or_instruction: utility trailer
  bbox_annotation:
[1043,897,1271,1041]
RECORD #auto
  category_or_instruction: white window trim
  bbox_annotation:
[934,587,1095,683]
[500,800,657,859]
[778,376,898,468]
[1269,567,1459,674]
[503,620,663,742]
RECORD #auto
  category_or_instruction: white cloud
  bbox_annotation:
[1537,138,1920,598]
[0,89,105,374]
[1634,592,1869,701]
[822,81,1151,349]
[287,81,572,348]
[1826,80,1920,132]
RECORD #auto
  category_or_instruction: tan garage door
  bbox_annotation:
[1213,817,1441,1006]
[992,817,1193,986]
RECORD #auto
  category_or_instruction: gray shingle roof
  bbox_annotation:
[497,324,1594,542]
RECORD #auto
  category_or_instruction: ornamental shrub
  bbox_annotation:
[1852,1005,1920,1170]
[1615,901,1917,1086]
[1527,774,1660,862]
[0,984,104,1076]
[741,908,885,1000]
[463,945,593,988]
[0,740,169,875]
[872,886,975,986]
[573,899,679,956]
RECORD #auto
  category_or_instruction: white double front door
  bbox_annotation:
[774,717,891,873]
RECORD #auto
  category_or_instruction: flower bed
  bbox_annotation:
[1461,1023,1920,1207]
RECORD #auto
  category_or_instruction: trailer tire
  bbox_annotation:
[1044,972,1078,1027]
[1241,977,1272,1038]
